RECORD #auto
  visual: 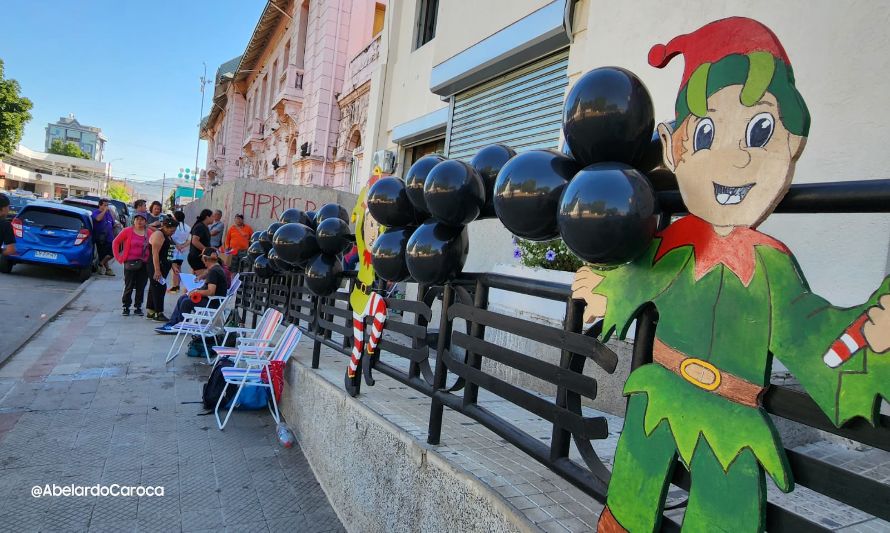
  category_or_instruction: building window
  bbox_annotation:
[404,137,445,170]
[414,0,438,49]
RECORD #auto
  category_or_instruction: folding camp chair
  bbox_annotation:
[211,307,282,360]
[164,292,237,365]
[214,324,301,430]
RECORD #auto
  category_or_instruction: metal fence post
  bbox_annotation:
[427,283,454,445]
[462,279,488,407]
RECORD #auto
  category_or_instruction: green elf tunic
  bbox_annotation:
[595,215,890,532]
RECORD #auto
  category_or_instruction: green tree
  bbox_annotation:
[0,59,34,156]
[107,182,131,202]
[48,139,90,159]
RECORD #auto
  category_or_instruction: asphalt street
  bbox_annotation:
[0,263,85,359]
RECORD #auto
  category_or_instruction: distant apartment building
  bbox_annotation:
[1,145,107,198]
[201,0,386,191]
[45,114,107,161]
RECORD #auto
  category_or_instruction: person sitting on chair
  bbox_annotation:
[155,247,229,334]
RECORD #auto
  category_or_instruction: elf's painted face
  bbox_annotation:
[659,85,806,229]
[362,210,380,249]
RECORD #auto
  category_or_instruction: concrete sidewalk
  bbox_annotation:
[0,265,343,532]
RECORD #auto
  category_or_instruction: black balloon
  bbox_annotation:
[557,162,659,265]
[470,144,516,218]
[315,203,349,224]
[250,231,263,244]
[493,149,580,241]
[304,253,343,296]
[371,227,414,282]
[316,217,353,255]
[267,248,289,272]
[424,160,485,226]
[253,255,274,279]
[563,67,655,168]
[272,223,319,265]
[267,222,284,238]
[405,154,446,215]
[636,121,674,172]
[279,208,307,225]
[246,241,265,265]
[257,230,274,254]
[405,221,468,284]
[305,210,318,229]
[367,177,416,227]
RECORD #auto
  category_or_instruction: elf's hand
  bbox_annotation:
[864,294,890,353]
[571,266,607,324]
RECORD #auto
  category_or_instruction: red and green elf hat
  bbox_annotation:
[648,17,810,136]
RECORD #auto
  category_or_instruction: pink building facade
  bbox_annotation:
[201,0,385,192]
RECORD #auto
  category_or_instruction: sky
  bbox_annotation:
[2,0,264,183]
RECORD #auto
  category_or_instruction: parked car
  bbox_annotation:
[0,201,95,281]
[1,192,33,221]
[62,197,123,235]
[79,195,130,227]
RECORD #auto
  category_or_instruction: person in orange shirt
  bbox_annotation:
[223,214,253,266]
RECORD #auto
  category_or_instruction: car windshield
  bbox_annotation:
[21,207,85,231]
[9,196,31,210]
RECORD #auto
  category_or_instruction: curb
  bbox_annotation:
[0,275,94,369]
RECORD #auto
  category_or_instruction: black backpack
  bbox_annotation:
[202,357,236,410]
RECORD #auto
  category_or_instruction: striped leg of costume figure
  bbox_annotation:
[348,292,388,379]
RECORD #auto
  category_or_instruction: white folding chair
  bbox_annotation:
[192,274,241,318]
[211,307,282,360]
[214,324,301,430]
[164,290,236,365]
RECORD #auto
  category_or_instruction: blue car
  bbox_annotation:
[0,201,95,281]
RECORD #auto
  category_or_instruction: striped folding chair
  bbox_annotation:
[211,307,282,360]
[214,324,302,430]
[164,289,237,365]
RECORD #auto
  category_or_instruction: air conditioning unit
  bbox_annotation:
[371,150,397,174]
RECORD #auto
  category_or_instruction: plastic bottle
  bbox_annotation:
[276,422,296,448]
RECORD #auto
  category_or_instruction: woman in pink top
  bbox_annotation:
[112,212,152,316]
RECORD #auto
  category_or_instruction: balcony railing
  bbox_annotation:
[342,35,380,95]
[272,66,305,119]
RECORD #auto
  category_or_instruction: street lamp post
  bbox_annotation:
[193,62,210,202]
[105,157,124,196]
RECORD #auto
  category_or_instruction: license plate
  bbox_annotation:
[34,251,58,260]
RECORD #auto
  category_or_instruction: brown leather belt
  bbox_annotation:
[653,338,766,408]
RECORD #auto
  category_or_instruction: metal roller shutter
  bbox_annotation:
[446,49,569,161]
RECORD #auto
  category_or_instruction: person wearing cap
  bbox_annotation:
[155,247,228,333]
[112,212,152,316]
[146,216,177,321]
[570,17,890,532]
[91,198,116,276]
[0,194,16,258]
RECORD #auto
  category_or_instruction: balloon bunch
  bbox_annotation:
[245,205,354,297]
[493,67,661,265]
[369,148,518,285]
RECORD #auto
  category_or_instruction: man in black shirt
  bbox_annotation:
[0,194,17,258]
[155,247,229,333]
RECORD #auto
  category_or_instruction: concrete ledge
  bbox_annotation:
[280,357,538,533]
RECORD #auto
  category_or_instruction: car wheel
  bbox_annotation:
[78,267,91,282]
[0,256,13,274]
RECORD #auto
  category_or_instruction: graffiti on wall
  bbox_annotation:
[242,191,319,221]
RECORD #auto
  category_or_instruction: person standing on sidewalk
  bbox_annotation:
[0,194,17,257]
[113,212,152,316]
[209,209,225,249]
[146,201,164,230]
[188,209,213,276]
[168,211,190,294]
[146,216,177,322]
[91,198,116,276]
[222,214,252,267]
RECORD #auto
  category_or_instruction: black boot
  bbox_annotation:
[122,308,130,316]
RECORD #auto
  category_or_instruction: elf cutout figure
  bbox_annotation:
[571,17,890,532]
[346,177,387,393]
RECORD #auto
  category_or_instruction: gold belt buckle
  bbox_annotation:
[679,358,722,391]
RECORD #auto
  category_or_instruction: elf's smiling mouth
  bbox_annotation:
[713,182,755,205]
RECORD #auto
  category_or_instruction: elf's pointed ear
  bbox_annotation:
[788,134,806,161]
[658,122,677,172]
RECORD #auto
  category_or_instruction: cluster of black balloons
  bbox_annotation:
[246,204,353,296]
[492,66,661,264]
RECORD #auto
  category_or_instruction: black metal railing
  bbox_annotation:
[232,178,890,532]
